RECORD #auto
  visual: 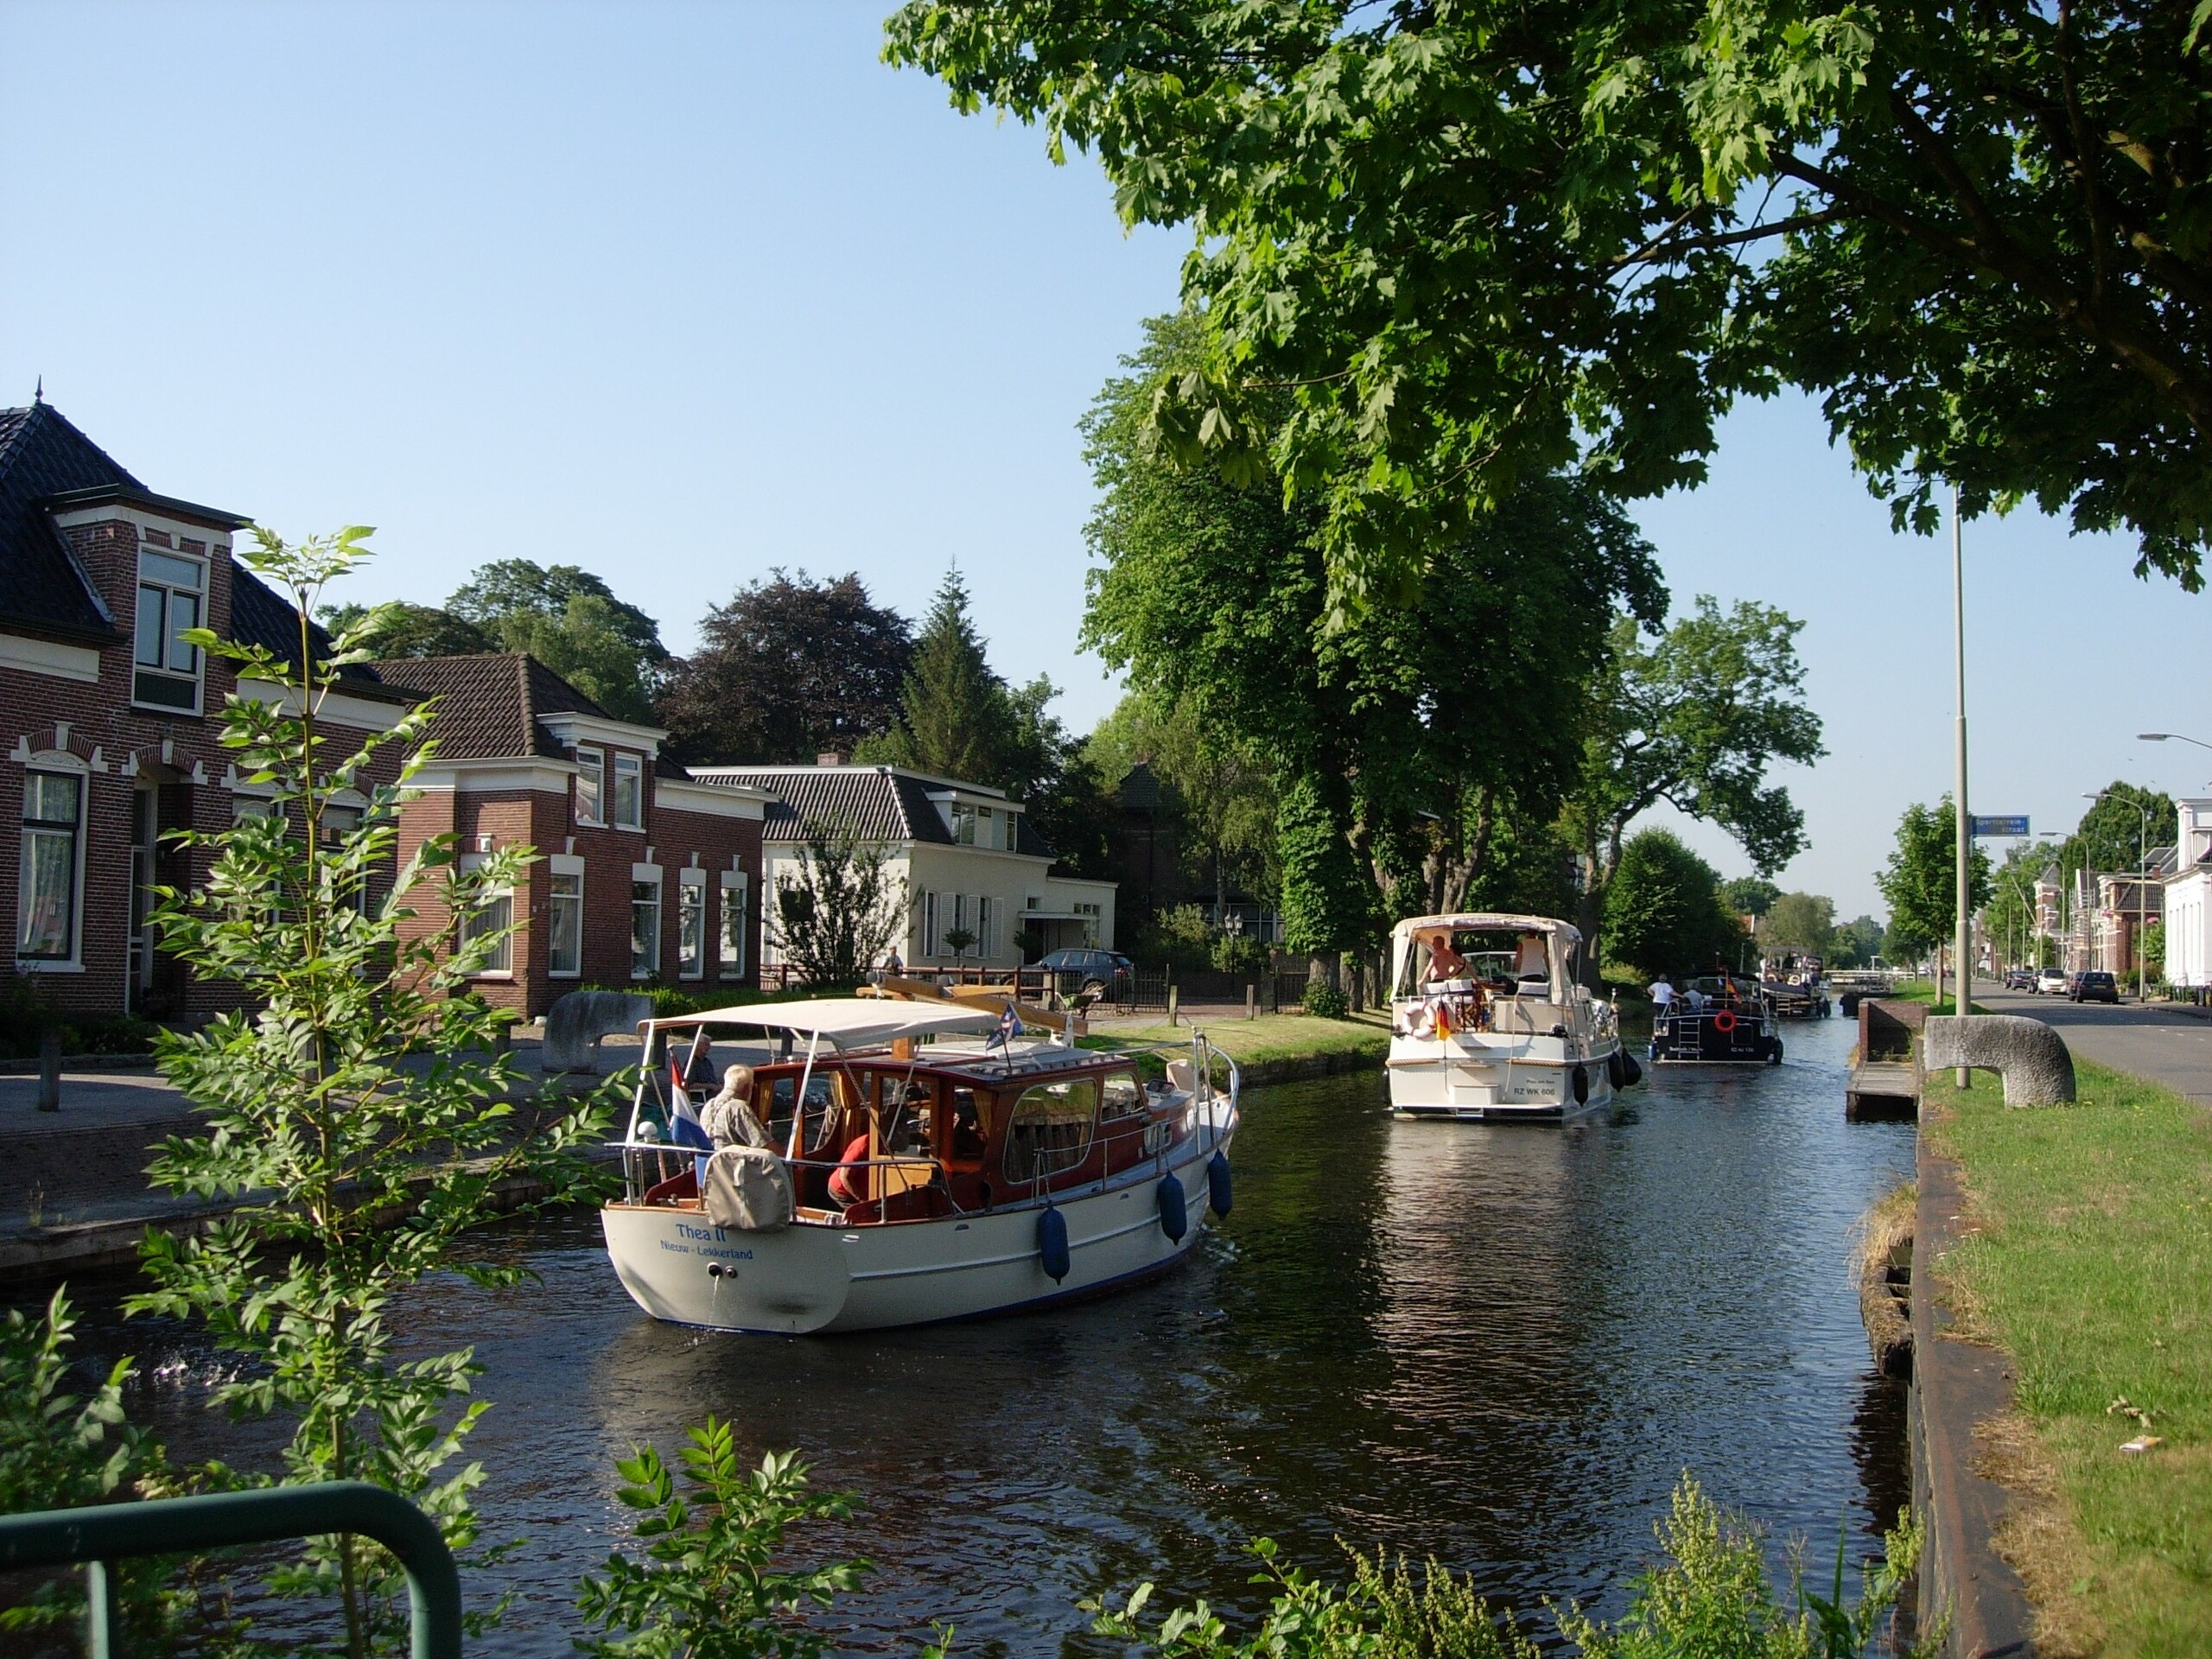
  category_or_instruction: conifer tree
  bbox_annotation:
[865,570,1003,785]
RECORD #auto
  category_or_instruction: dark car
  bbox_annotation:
[1037,948,1134,989]
[2070,970,2120,1004]
[2004,968,2035,990]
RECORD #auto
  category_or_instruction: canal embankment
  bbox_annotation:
[1910,1056,2212,1656]
[1086,1008,1392,1084]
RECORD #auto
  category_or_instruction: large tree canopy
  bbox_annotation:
[658,570,912,765]
[1877,796,1994,956]
[887,0,2212,598]
[444,559,669,723]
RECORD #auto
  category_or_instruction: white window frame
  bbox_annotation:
[631,862,663,980]
[131,543,207,714]
[548,855,584,979]
[457,852,514,977]
[16,762,88,969]
[574,747,605,825]
[717,869,749,979]
[977,894,997,960]
[612,753,644,830]
[922,890,940,959]
[677,869,707,982]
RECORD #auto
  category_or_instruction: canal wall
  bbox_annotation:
[1910,1128,2039,1657]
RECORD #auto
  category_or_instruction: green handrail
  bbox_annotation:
[0,1481,461,1659]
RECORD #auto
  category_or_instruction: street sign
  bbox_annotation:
[1971,815,2030,837]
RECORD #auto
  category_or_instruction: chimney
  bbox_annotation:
[817,750,848,767]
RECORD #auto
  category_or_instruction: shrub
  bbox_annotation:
[578,1419,876,1659]
[1301,982,1351,1020]
[1211,933,1270,978]
[0,972,160,1060]
[1133,905,1218,976]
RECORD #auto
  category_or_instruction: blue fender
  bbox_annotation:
[1037,1203,1071,1282]
[1206,1150,1233,1219]
[1157,1173,1189,1243]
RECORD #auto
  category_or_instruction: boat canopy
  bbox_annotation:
[1388,913,1581,1001]
[640,997,1002,1050]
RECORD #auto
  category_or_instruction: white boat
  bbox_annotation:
[1384,912,1637,1121]
[600,998,1238,1333]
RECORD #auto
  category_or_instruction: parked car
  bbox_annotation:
[2070,969,2120,1004]
[2004,968,2035,990]
[1036,948,1135,991]
[2033,967,2070,995]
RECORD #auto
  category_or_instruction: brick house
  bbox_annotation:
[371,655,772,1017]
[2,402,416,1020]
[688,760,1116,973]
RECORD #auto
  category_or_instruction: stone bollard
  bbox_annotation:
[36,1027,60,1113]
[1923,1014,2076,1106]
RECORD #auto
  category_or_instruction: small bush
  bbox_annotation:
[0,972,160,1060]
[1302,982,1351,1020]
[1211,933,1271,977]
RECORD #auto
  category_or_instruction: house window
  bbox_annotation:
[575,747,604,824]
[718,871,748,979]
[549,871,583,977]
[950,804,977,845]
[677,876,706,981]
[320,804,365,914]
[458,855,512,976]
[133,546,207,711]
[612,754,643,830]
[631,877,661,978]
[17,770,83,961]
[977,895,997,959]
[976,806,995,849]
[922,891,939,958]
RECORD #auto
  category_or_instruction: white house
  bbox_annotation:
[686,761,1116,971]
[2164,798,2212,988]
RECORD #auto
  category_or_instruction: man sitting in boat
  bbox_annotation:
[1423,932,1471,982]
[700,1065,772,1151]
[1514,931,1548,984]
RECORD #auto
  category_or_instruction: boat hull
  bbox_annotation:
[1386,1036,1619,1122]
[601,1127,1231,1334]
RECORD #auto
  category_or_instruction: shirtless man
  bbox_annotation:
[1423,933,1471,982]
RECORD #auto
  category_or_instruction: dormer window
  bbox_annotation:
[612,753,643,830]
[575,747,605,823]
[133,543,207,711]
[951,804,977,845]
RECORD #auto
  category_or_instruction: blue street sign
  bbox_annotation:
[1970,815,2030,837]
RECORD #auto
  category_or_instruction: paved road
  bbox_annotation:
[1974,985,2212,1104]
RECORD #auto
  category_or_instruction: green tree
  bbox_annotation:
[1762,892,1837,957]
[888,0,2212,598]
[129,528,611,1657]
[771,819,908,987]
[1081,315,1661,952]
[1984,840,2059,968]
[1602,830,1745,980]
[1721,877,1782,919]
[1831,914,1887,969]
[2063,782,2177,883]
[1089,689,1279,917]
[1563,601,1824,981]
[1275,772,1370,985]
[1876,798,1993,960]
[658,572,912,766]
[862,569,1002,785]
[446,559,667,722]
[319,601,492,658]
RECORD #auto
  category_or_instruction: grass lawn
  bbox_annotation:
[1085,1009,1391,1071]
[1927,1059,2212,1657]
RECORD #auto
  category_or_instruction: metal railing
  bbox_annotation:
[0,1482,461,1659]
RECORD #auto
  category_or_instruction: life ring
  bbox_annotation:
[1711,1008,1738,1034]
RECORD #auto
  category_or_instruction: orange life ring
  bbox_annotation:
[1712,1008,1738,1033]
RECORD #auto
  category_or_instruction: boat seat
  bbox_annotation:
[1166,1060,1194,1092]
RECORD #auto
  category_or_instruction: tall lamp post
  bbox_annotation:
[2084,790,2152,999]
[1950,487,1972,1075]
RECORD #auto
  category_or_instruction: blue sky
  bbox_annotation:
[4,2,2205,919]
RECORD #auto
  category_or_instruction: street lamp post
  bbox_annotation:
[1950,487,1971,1078]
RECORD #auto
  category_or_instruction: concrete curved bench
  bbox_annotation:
[1923,1014,2076,1106]
[543,990,656,1074]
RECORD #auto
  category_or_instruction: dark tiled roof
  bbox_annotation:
[0,403,137,641]
[689,764,1054,858]
[228,565,399,693]
[365,653,667,761]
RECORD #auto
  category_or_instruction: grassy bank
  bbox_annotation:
[1926,1059,2212,1656]
[1086,1009,1391,1077]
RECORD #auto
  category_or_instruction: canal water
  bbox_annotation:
[26,1014,1914,1655]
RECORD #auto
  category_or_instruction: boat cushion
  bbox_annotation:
[702,1146,796,1233]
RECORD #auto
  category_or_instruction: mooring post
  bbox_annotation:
[1245,983,1256,1021]
[1168,985,1180,1027]
[36,1027,60,1113]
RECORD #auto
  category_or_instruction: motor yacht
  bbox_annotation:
[600,998,1237,1333]
[1385,913,1637,1120]
[1649,973,1783,1064]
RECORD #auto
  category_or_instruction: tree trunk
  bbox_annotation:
[1577,881,1606,991]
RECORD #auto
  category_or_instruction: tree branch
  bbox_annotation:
[1610,208,1849,269]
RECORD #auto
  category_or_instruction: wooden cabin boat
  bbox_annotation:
[1649,974,1783,1065]
[600,999,1238,1333]
[1385,913,1639,1121]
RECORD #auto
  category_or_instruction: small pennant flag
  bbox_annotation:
[988,1001,1022,1050]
